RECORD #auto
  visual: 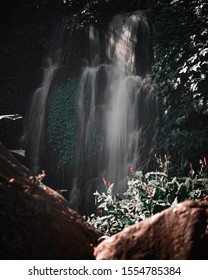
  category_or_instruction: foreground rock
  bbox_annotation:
[0,143,101,259]
[94,200,208,260]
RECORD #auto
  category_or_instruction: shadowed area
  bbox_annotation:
[0,142,101,260]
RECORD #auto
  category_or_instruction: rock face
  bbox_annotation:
[0,142,101,259]
[94,200,208,260]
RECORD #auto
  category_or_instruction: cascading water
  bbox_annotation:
[22,19,70,174]
[22,11,157,214]
[23,57,60,174]
[71,11,158,213]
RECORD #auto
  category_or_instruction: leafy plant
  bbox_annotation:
[0,114,22,121]
[86,155,208,235]
[152,0,208,166]
[0,114,25,157]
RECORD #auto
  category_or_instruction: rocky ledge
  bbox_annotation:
[94,200,208,260]
[0,142,101,259]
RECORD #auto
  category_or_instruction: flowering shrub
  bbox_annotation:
[86,155,208,235]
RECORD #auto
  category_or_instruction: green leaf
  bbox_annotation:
[98,202,106,209]
[93,190,101,196]
[107,183,114,195]
[9,149,25,157]
[171,196,178,207]
[0,114,22,120]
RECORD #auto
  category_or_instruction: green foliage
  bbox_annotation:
[86,156,208,235]
[9,149,25,157]
[152,0,208,165]
[48,77,79,167]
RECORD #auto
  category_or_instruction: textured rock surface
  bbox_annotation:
[94,200,208,260]
[0,142,101,259]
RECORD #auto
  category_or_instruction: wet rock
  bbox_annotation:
[0,142,101,259]
[94,200,208,260]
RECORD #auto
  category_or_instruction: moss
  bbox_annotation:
[48,77,80,167]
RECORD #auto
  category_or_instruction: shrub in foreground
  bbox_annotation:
[86,156,208,235]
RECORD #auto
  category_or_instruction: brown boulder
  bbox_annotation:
[94,200,208,259]
[0,142,101,259]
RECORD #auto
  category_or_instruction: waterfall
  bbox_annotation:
[106,13,140,74]
[22,12,157,214]
[22,19,70,174]
[71,11,158,213]
[23,57,60,174]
